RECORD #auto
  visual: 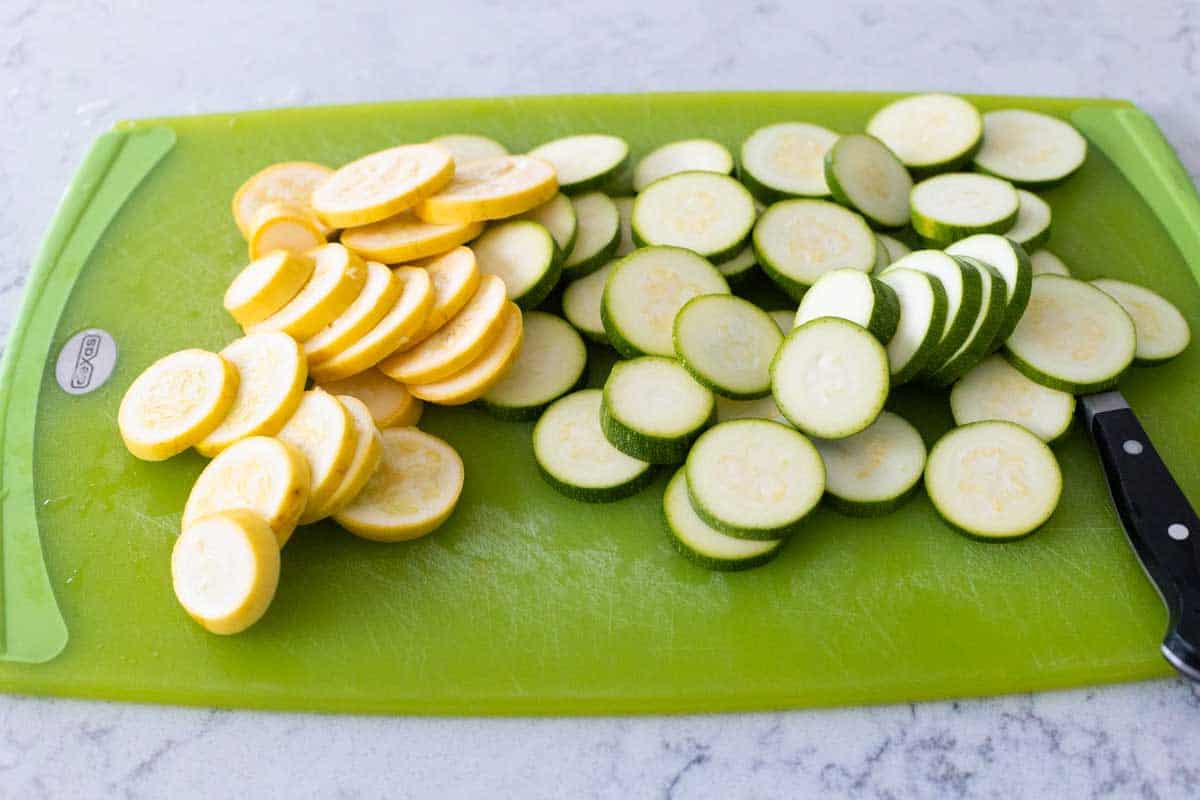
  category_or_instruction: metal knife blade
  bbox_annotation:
[1080,389,1200,681]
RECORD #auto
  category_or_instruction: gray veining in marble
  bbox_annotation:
[1,1,1199,797]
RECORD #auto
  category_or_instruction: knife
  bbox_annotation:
[1081,390,1200,680]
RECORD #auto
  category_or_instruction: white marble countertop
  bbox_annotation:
[2,1,1200,797]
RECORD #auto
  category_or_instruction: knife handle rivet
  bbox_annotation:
[1123,440,1144,455]
[1168,523,1190,541]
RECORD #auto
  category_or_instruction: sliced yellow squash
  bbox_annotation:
[277,389,358,524]
[247,243,367,341]
[377,273,508,384]
[412,156,558,224]
[118,349,239,461]
[318,368,424,429]
[409,246,481,344]
[409,303,523,405]
[334,428,464,542]
[303,261,401,364]
[312,395,384,519]
[183,435,311,546]
[308,266,434,384]
[246,202,326,260]
[194,332,307,457]
[311,144,455,228]
[340,213,484,264]
[224,250,315,327]
[232,161,334,237]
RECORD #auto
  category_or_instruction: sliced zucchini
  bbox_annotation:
[633,139,734,192]
[882,250,981,372]
[768,310,793,334]
[793,268,900,343]
[945,233,1033,347]
[771,317,889,439]
[1004,190,1051,251]
[910,173,1019,244]
[1004,275,1136,393]
[601,246,729,358]
[973,109,1087,187]
[472,220,560,309]
[514,192,578,262]
[717,246,759,285]
[528,134,629,194]
[1030,248,1071,277]
[561,263,612,344]
[673,295,783,399]
[876,233,911,267]
[753,199,877,299]
[715,394,789,425]
[814,410,926,516]
[824,133,913,228]
[739,122,839,201]
[563,192,620,278]
[877,267,948,385]
[600,356,714,464]
[430,133,508,162]
[612,196,637,257]
[950,354,1075,443]
[663,468,782,571]
[632,172,756,262]
[479,311,588,420]
[925,420,1062,541]
[1091,278,1191,365]
[533,390,653,502]
[873,236,891,272]
[925,256,1008,386]
[866,93,983,174]
[685,419,825,539]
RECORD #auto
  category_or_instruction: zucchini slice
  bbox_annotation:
[924,256,1008,386]
[1004,275,1136,393]
[910,173,1019,244]
[685,419,825,539]
[430,133,508,162]
[528,134,629,194]
[472,220,560,309]
[715,394,789,425]
[949,354,1075,443]
[612,196,637,257]
[882,250,981,372]
[875,233,911,268]
[1004,189,1052,251]
[753,199,877,299]
[563,192,620,278]
[973,109,1087,187]
[877,267,948,385]
[601,356,714,464]
[561,263,613,344]
[632,172,756,262]
[1090,278,1191,365]
[479,311,588,420]
[515,192,578,263]
[1030,249,1070,277]
[717,246,759,285]
[866,93,983,175]
[663,468,783,571]
[601,246,729,358]
[945,233,1033,347]
[925,420,1062,541]
[824,133,913,228]
[633,139,734,192]
[674,294,783,399]
[814,410,926,516]
[793,268,900,343]
[873,236,891,272]
[739,122,839,201]
[771,317,890,439]
[533,390,653,502]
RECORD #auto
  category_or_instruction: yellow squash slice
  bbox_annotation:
[318,368,424,429]
[308,266,434,383]
[172,510,281,635]
[340,213,484,264]
[224,250,315,327]
[377,273,508,384]
[303,261,401,364]
[410,246,481,344]
[194,332,307,457]
[334,428,464,542]
[311,144,455,228]
[246,202,327,260]
[232,161,334,237]
[183,436,311,546]
[277,390,358,524]
[247,243,367,341]
[412,156,558,224]
[430,133,509,163]
[311,395,384,519]
[118,349,239,461]
[409,303,524,405]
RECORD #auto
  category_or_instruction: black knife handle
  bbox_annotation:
[1089,407,1200,681]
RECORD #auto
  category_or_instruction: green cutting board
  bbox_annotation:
[1,92,1199,714]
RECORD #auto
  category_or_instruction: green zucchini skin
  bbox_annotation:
[662,469,784,571]
[925,257,1008,386]
[515,256,564,310]
[1002,349,1129,395]
[599,400,714,464]
[536,459,657,503]
[878,268,949,386]
[562,228,619,280]
[825,483,921,518]
[868,279,901,343]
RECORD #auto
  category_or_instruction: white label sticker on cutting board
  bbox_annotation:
[55,328,117,395]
